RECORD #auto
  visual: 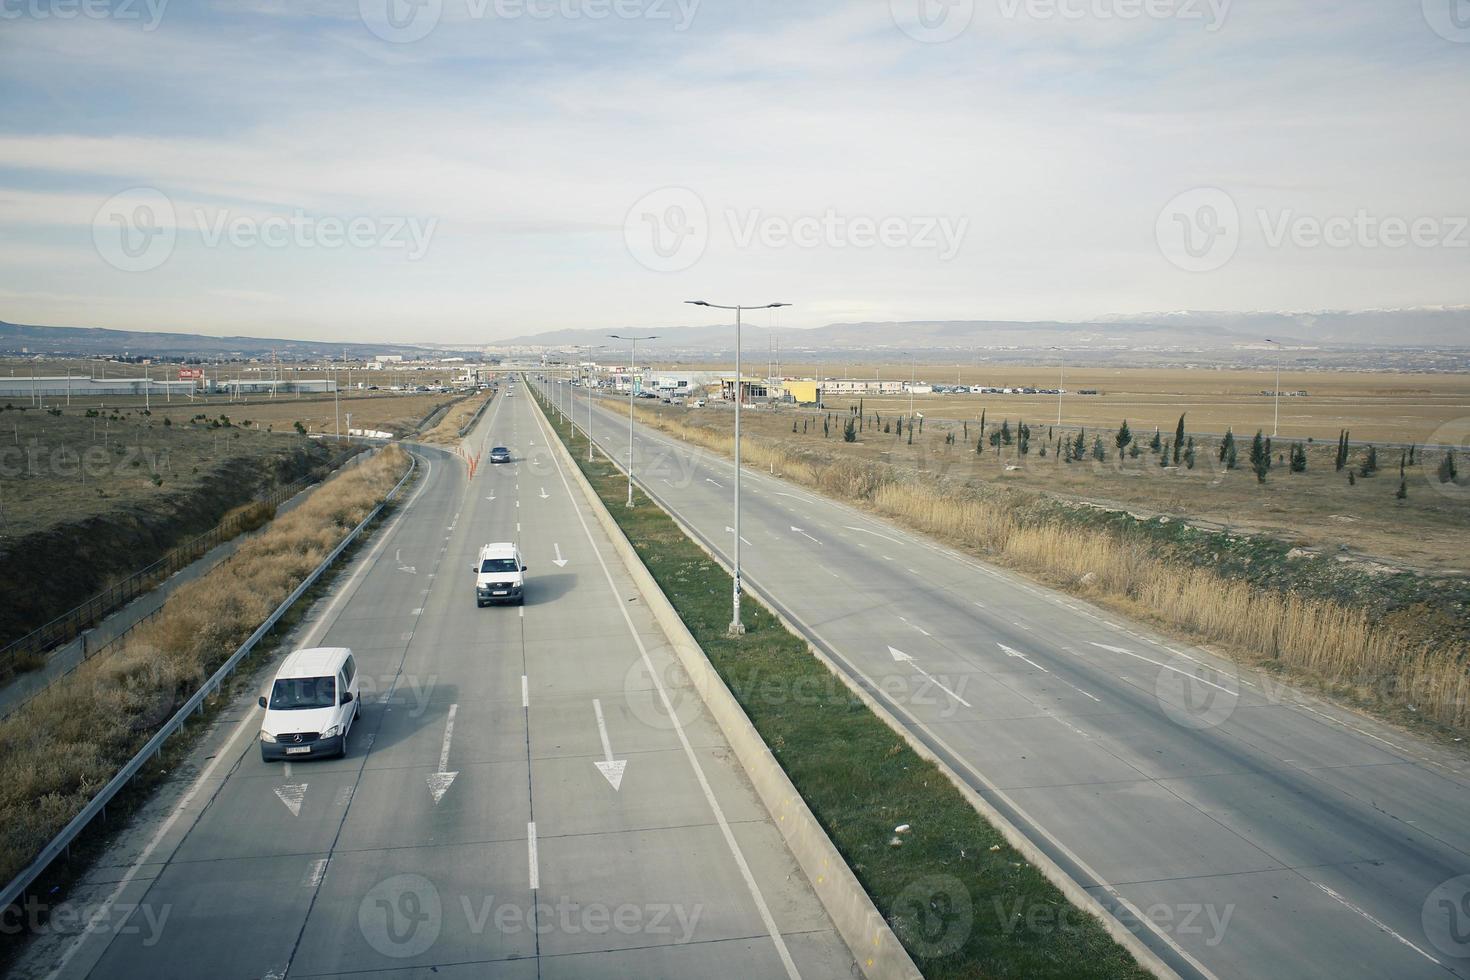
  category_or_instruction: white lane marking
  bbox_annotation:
[1312,882,1441,966]
[522,675,529,708]
[592,698,628,791]
[532,396,801,980]
[335,786,355,807]
[843,524,904,545]
[897,616,931,637]
[907,568,919,575]
[540,487,549,499]
[553,544,568,567]
[999,642,1052,674]
[411,607,423,616]
[427,704,460,804]
[301,858,328,887]
[790,526,822,545]
[706,478,724,488]
[724,526,753,547]
[1090,642,1236,695]
[528,821,539,890]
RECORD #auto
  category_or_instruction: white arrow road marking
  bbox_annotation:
[898,616,930,637]
[427,703,459,804]
[274,783,307,817]
[724,527,753,546]
[888,647,972,708]
[706,478,724,488]
[395,549,417,575]
[1090,642,1237,695]
[486,494,496,501]
[998,643,1051,673]
[553,544,568,568]
[790,526,822,545]
[539,487,549,499]
[592,698,627,791]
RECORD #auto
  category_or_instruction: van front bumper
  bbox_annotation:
[261,734,344,761]
[476,585,523,604]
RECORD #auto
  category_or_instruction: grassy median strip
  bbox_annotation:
[533,390,1149,980]
[0,445,410,890]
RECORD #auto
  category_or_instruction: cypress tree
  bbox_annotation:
[1439,451,1457,483]
[1159,440,1170,467]
[1249,430,1267,482]
[1092,435,1106,462]
[1150,428,1161,452]
[1360,445,1378,477]
[1290,442,1307,473]
[1173,414,1185,464]
[1396,479,1407,500]
[1116,420,1132,450]
[1185,437,1197,469]
[1219,428,1235,463]
[843,417,856,442]
[1072,428,1086,460]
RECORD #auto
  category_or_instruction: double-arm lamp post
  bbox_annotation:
[684,300,791,637]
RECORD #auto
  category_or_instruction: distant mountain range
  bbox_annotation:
[0,321,483,361]
[501,308,1470,354]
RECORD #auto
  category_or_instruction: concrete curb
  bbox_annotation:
[531,387,921,980]
[549,384,1185,980]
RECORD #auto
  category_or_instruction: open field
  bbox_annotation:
[653,364,1470,447]
[632,395,1470,575]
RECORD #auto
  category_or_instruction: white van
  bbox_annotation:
[258,647,360,761]
[473,542,527,606]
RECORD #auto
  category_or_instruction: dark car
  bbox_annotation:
[489,447,512,463]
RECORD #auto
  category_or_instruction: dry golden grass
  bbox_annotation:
[0,446,408,886]
[630,406,1470,733]
[421,391,493,445]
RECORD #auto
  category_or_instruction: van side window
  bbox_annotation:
[343,655,355,685]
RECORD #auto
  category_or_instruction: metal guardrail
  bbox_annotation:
[0,452,417,913]
[456,393,494,438]
[0,446,364,672]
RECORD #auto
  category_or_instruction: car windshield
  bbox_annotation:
[492,447,509,454]
[480,558,519,573]
[268,676,336,710]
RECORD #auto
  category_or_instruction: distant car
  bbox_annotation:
[693,399,706,408]
[489,446,512,463]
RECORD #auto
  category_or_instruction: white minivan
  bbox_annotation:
[258,647,360,761]
[473,542,527,606]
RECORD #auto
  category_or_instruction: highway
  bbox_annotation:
[549,377,1470,980]
[19,388,859,979]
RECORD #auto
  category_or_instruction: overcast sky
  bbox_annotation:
[1,0,1467,344]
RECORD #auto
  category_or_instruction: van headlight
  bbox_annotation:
[321,725,341,739]
[259,731,278,743]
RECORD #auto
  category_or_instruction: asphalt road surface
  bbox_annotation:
[19,389,858,979]
[548,377,1470,980]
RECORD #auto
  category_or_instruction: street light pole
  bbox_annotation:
[609,334,657,507]
[1050,346,1064,427]
[1265,338,1282,437]
[686,300,791,637]
[580,345,604,462]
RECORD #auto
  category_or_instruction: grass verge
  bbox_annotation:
[532,387,1150,980]
[0,445,410,889]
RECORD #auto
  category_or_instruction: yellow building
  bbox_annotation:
[782,380,822,405]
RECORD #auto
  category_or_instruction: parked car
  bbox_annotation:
[473,542,527,606]
[489,446,512,463]
[258,647,360,761]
